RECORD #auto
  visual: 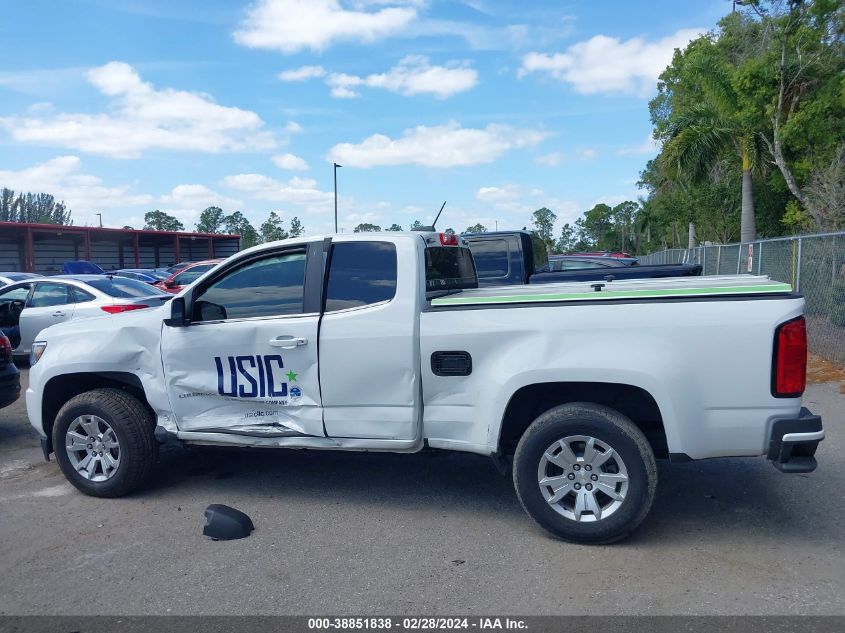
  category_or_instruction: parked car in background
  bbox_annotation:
[154,259,222,294]
[0,333,20,408]
[0,275,171,359]
[113,269,169,284]
[548,256,635,271]
[0,272,41,288]
[569,250,635,259]
[163,262,193,275]
[463,231,702,286]
[63,261,106,275]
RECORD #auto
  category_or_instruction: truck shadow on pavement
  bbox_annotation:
[149,444,834,546]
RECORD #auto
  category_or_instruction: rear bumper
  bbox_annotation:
[767,407,824,473]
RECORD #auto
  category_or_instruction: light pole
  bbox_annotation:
[333,162,342,233]
[95,213,103,228]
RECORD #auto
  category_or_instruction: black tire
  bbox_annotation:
[513,402,657,544]
[52,388,158,498]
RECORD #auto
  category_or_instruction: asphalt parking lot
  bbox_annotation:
[1,367,843,616]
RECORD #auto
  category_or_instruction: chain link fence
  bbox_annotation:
[639,231,845,366]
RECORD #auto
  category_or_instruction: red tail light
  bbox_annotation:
[439,232,458,246]
[101,304,149,314]
[0,335,10,362]
[772,316,807,397]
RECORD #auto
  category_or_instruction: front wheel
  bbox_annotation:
[53,388,158,497]
[513,402,657,544]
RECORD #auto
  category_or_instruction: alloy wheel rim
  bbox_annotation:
[65,415,121,482]
[537,435,629,522]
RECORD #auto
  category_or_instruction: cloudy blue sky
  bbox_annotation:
[0,0,730,235]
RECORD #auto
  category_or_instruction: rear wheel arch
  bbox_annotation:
[497,381,668,458]
[41,372,152,456]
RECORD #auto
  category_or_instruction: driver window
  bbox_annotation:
[0,286,31,304]
[0,285,31,327]
[192,251,307,322]
[30,282,72,308]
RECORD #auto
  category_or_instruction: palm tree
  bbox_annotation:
[660,55,762,243]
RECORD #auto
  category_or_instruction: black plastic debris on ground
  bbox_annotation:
[203,504,254,540]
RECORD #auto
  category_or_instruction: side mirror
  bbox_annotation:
[164,296,188,327]
[195,300,227,322]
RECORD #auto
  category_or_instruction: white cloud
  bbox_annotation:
[0,62,275,158]
[328,121,547,168]
[473,184,583,225]
[535,152,564,166]
[326,55,478,99]
[160,184,243,213]
[476,185,522,204]
[518,28,704,96]
[221,173,334,210]
[0,156,153,223]
[533,149,597,166]
[616,134,661,156]
[272,153,310,171]
[278,65,327,81]
[234,0,417,53]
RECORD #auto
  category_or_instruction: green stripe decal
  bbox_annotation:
[430,283,793,306]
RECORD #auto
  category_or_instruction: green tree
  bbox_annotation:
[410,220,423,230]
[223,211,260,249]
[531,207,557,251]
[196,206,225,234]
[0,189,73,225]
[653,32,764,243]
[353,223,381,232]
[611,201,639,252]
[465,223,487,233]
[555,223,576,254]
[386,223,403,231]
[648,2,845,240]
[144,209,184,232]
[289,216,304,238]
[260,211,289,242]
[581,203,614,249]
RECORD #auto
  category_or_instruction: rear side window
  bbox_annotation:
[325,242,397,312]
[71,287,96,303]
[469,239,510,279]
[86,277,167,298]
[425,247,478,291]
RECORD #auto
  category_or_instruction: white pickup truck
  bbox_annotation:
[26,232,824,543]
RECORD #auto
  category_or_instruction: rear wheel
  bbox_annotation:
[53,388,158,497]
[513,402,657,544]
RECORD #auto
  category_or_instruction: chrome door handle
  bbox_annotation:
[52,311,65,317]
[269,336,308,349]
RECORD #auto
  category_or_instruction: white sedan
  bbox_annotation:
[0,274,171,359]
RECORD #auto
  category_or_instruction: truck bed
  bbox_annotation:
[431,275,793,307]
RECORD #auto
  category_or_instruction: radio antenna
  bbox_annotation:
[432,201,446,228]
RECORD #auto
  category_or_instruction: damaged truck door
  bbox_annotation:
[160,244,325,437]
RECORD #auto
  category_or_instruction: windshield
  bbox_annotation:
[425,247,477,292]
[86,277,169,298]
